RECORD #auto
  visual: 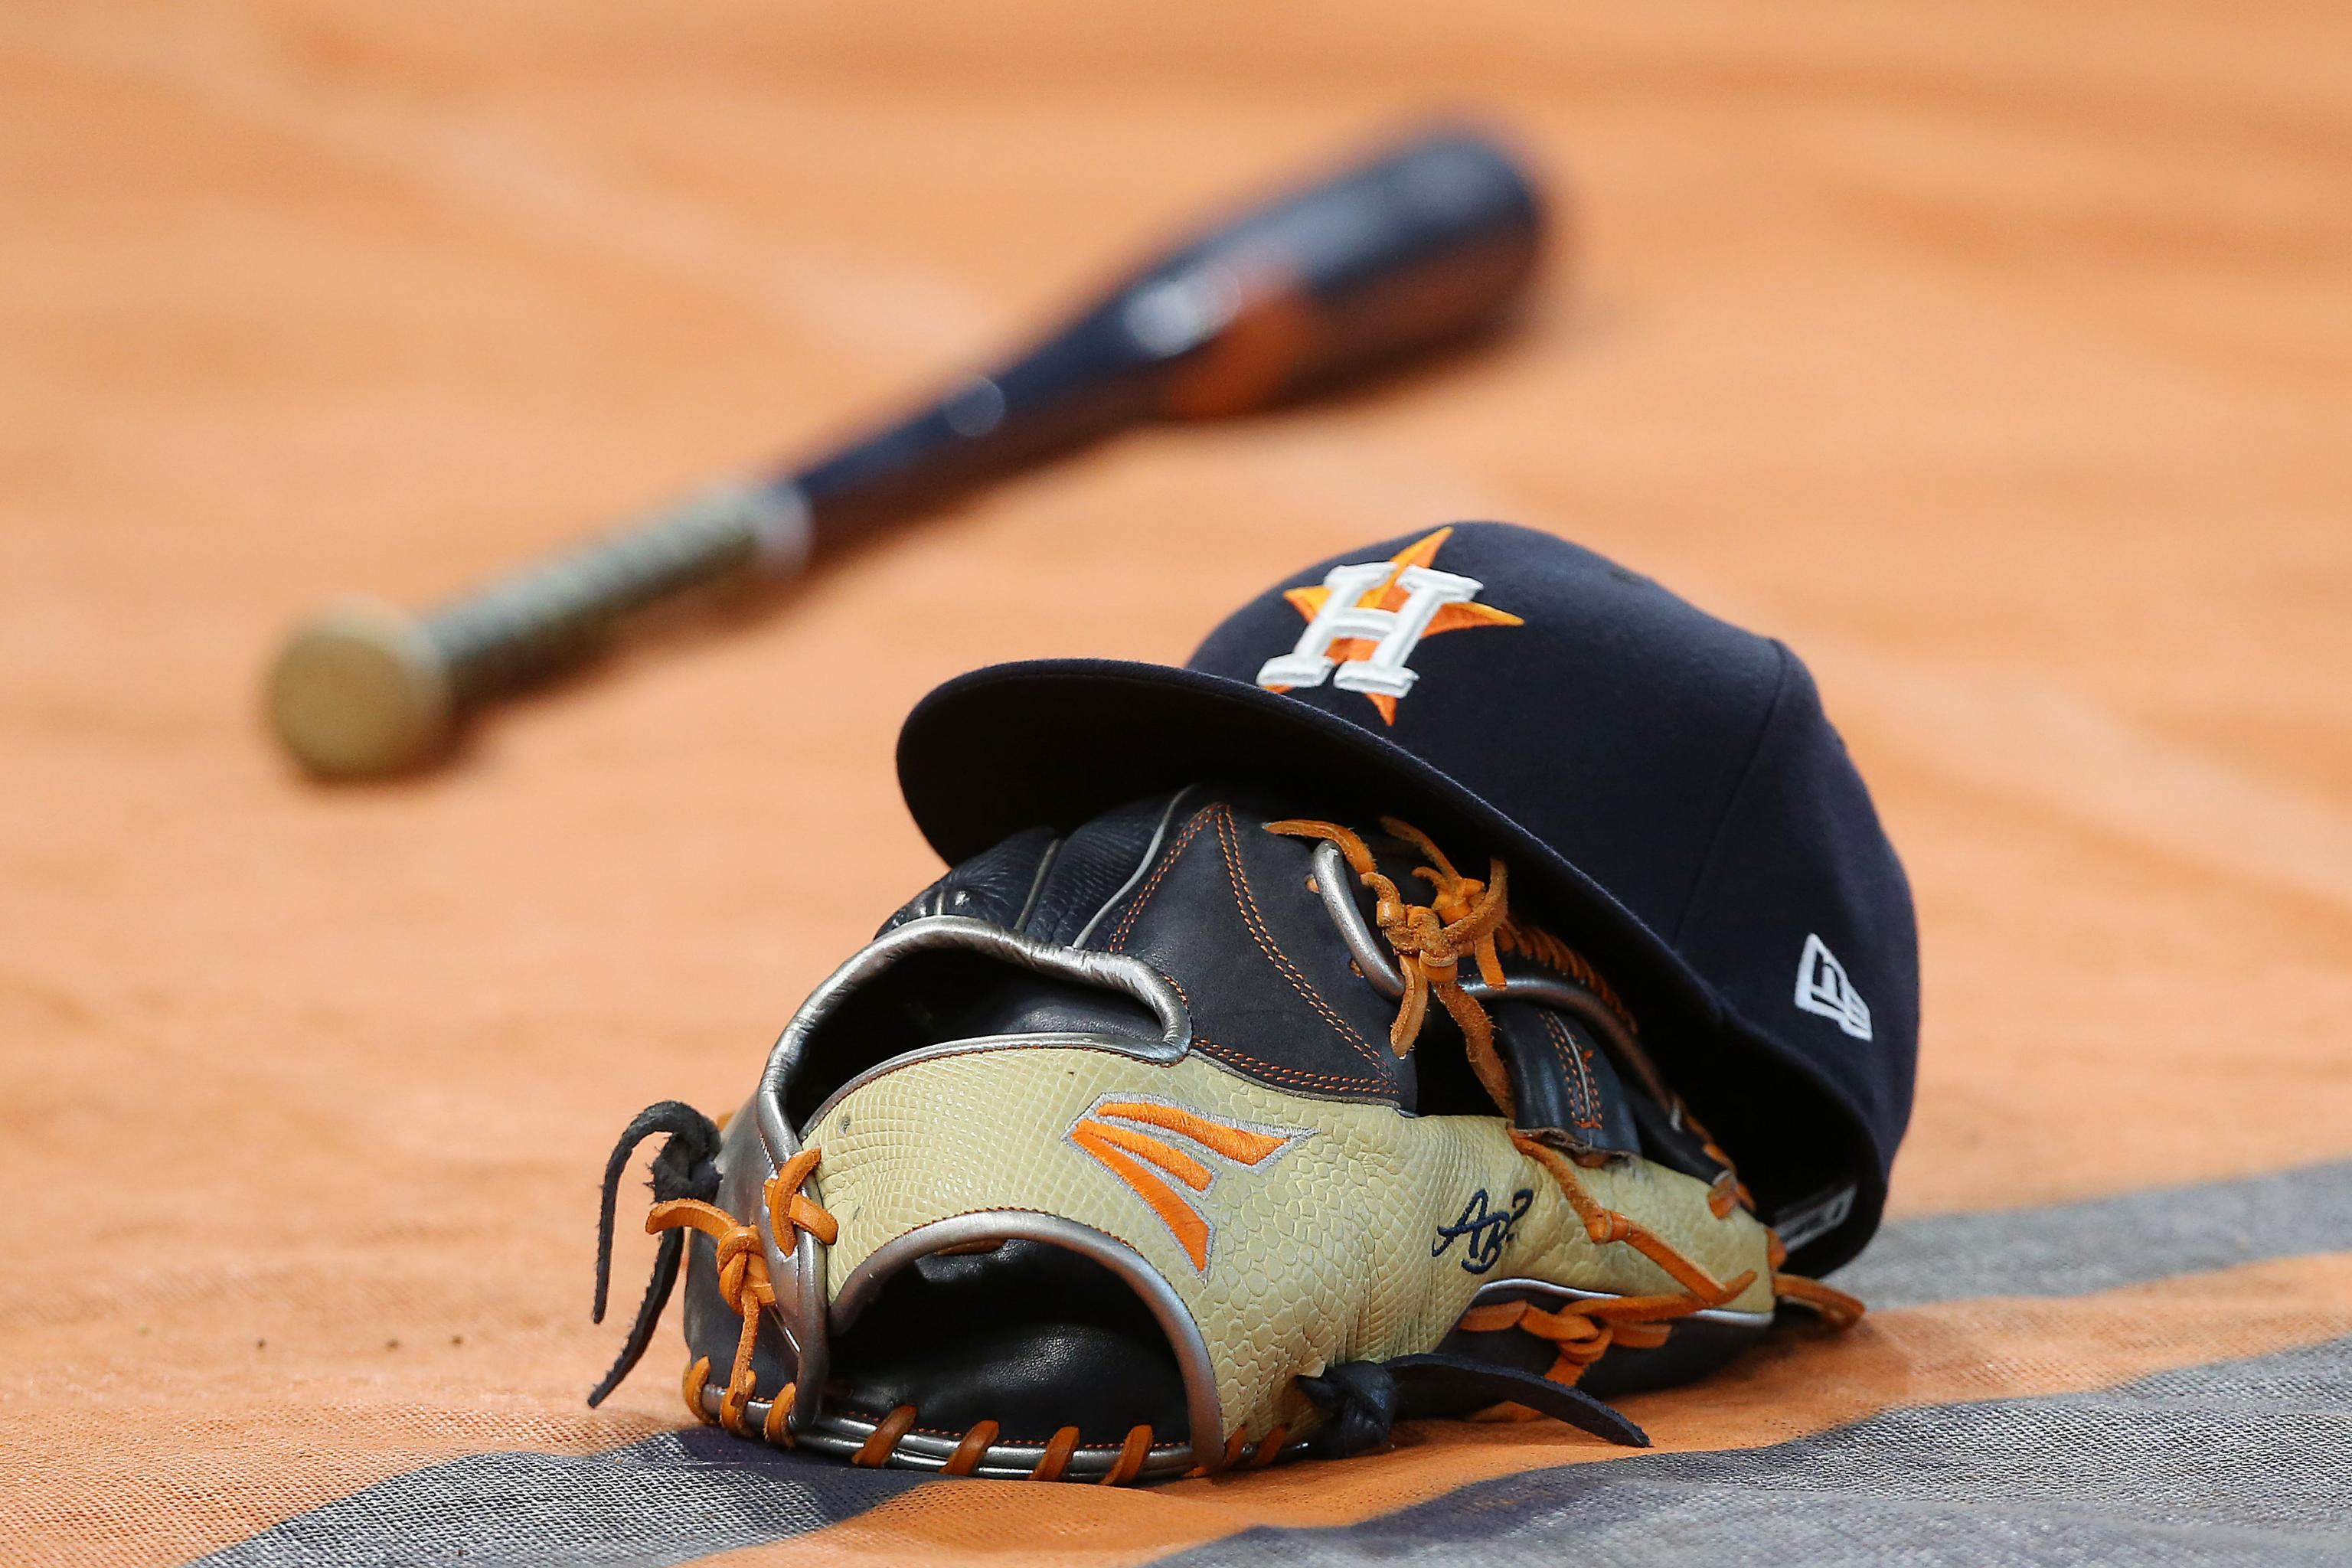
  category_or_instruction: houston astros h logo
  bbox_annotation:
[1256,528,1523,723]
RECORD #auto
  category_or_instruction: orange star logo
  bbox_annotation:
[1264,527,1523,724]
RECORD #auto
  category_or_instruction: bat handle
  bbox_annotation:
[266,480,810,777]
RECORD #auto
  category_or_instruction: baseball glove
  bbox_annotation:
[589,787,1861,1481]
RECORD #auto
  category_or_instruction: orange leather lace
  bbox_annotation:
[1268,813,1864,1402]
[1455,1135,1860,1407]
[646,1145,1197,1480]
[1268,815,1521,1117]
[652,1147,837,1440]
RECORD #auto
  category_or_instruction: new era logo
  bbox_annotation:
[1794,934,1873,1040]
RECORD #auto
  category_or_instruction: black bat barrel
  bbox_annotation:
[791,127,1546,537]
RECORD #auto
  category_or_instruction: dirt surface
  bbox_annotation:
[2,2,2347,1563]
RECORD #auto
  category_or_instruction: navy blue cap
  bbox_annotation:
[896,522,1917,1272]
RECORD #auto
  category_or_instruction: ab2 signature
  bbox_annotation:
[1430,1187,1534,1276]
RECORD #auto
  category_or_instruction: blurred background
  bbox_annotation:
[2,3,2347,1563]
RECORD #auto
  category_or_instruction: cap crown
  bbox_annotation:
[1188,523,1918,1247]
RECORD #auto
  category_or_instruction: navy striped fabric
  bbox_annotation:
[1155,1336,2352,1568]
[192,1162,2352,1568]
[189,1427,923,1568]
[1831,1159,2352,1308]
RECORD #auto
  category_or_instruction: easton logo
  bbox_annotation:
[1795,933,1873,1040]
[1068,1098,1311,1274]
[1256,527,1523,724]
[1431,1187,1533,1276]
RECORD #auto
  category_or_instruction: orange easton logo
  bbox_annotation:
[1068,1098,1311,1273]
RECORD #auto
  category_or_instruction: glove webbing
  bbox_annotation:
[1269,814,1864,1418]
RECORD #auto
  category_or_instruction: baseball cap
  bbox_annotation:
[895,521,1917,1273]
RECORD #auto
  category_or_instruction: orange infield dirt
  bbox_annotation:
[2,3,2348,1565]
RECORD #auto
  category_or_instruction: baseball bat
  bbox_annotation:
[266,124,1547,778]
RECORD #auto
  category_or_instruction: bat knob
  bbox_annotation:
[266,600,454,779]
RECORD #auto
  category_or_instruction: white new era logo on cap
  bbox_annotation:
[1794,934,1872,1040]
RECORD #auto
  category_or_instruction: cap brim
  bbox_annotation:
[896,658,1882,1272]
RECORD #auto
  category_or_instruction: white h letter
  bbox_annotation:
[1257,564,1486,699]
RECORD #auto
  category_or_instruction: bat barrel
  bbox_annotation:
[1130,124,1547,415]
[792,126,1547,534]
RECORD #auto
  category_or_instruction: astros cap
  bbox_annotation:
[896,521,1918,1273]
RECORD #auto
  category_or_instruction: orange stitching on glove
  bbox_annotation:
[818,1407,1166,1482]
[1269,815,1865,1409]
[1264,814,1645,1132]
[1609,1320,1674,1350]
[1492,921,1633,1027]
[1469,1138,1860,1398]
[1578,1289,1738,1324]
[1370,817,1638,1032]
[1496,1303,1613,1385]
[1707,1170,1742,1220]
[1681,1106,1756,1215]
[1217,806,1390,1071]
[1458,1295,1697,1386]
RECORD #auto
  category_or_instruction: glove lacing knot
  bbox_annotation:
[646,1148,838,1441]
[1267,815,1524,1118]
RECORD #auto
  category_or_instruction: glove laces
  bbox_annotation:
[1267,815,1524,1117]
[647,1147,838,1442]
[1267,812,1864,1409]
[1267,815,1641,1120]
